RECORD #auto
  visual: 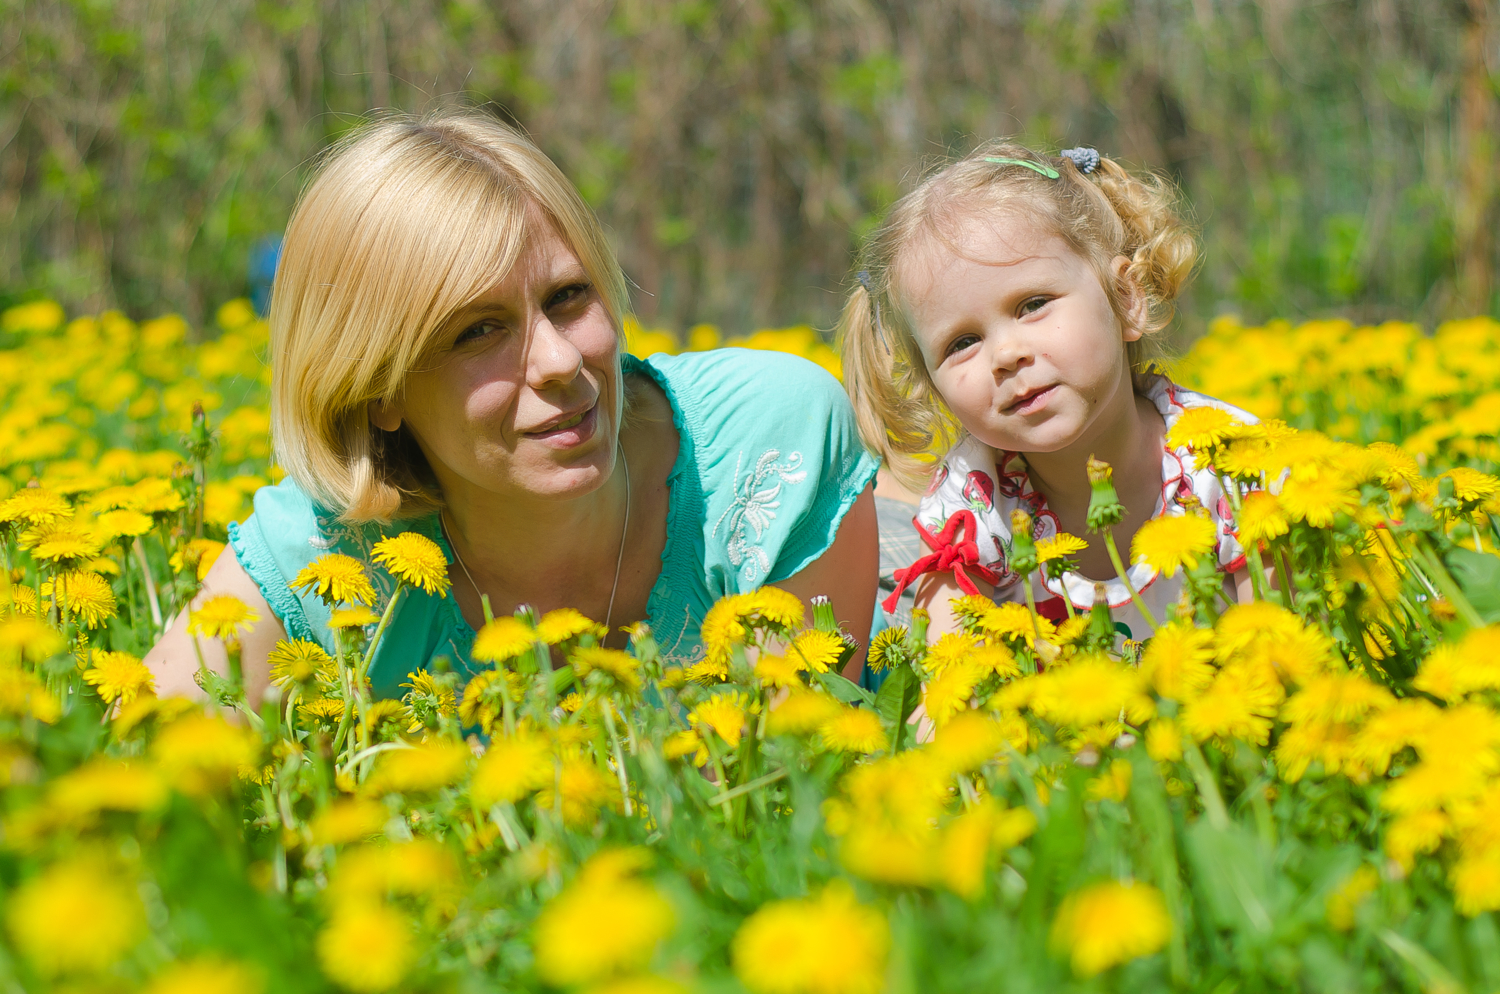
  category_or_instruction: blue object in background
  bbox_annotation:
[249,236,282,316]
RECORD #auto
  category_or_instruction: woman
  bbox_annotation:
[146,113,879,703]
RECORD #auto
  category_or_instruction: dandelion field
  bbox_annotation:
[3,298,1500,993]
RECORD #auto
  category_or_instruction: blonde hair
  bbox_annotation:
[837,140,1198,488]
[269,112,630,523]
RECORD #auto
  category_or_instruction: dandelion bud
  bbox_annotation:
[1009,509,1038,576]
[1086,582,1116,650]
[1085,456,1125,531]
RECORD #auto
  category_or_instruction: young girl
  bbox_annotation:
[840,142,1256,642]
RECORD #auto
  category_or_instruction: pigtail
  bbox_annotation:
[836,278,956,491]
[1084,157,1198,334]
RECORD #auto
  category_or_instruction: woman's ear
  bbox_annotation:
[1110,255,1151,342]
[367,398,403,433]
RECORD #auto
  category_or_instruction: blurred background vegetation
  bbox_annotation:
[2,0,1496,342]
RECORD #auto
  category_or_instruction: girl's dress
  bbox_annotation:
[230,350,879,698]
[890,375,1255,640]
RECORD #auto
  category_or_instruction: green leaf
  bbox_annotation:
[1448,547,1500,624]
[812,670,875,707]
[874,665,920,750]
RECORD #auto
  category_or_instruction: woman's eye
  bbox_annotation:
[547,282,591,309]
[1019,296,1051,316]
[945,334,981,358]
[455,321,501,346]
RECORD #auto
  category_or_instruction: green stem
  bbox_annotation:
[1102,529,1159,631]
[600,698,634,816]
[707,767,788,806]
[1182,739,1229,829]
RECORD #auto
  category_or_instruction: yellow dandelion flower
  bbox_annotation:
[1179,661,1283,746]
[399,669,457,732]
[1086,758,1133,802]
[572,645,642,693]
[536,607,603,644]
[1213,601,1305,663]
[4,857,145,977]
[689,692,753,748]
[152,713,260,795]
[0,487,72,527]
[168,537,225,580]
[731,881,889,994]
[458,670,516,734]
[1385,810,1449,871]
[1036,532,1089,563]
[1281,672,1393,726]
[1452,851,1500,916]
[754,652,805,688]
[1352,698,1442,774]
[327,839,459,903]
[1278,472,1360,527]
[1050,880,1171,976]
[188,594,259,641]
[789,629,845,673]
[472,615,537,663]
[299,698,346,723]
[560,691,586,713]
[94,507,154,540]
[745,586,806,628]
[924,660,985,726]
[116,478,184,515]
[1145,718,1183,761]
[370,532,451,596]
[537,755,618,826]
[47,570,117,628]
[1236,490,1289,545]
[46,758,168,820]
[766,689,845,736]
[701,593,754,665]
[1414,628,1500,700]
[819,707,888,753]
[584,976,689,994]
[663,729,709,764]
[866,626,907,672]
[923,632,982,675]
[364,740,470,795]
[361,699,406,735]
[1382,760,1488,815]
[316,904,414,993]
[329,604,380,628]
[290,553,376,606]
[1146,626,1218,704]
[1025,654,1155,728]
[1364,442,1421,488]
[1131,514,1217,576]
[309,798,388,846]
[534,850,675,986]
[144,958,263,994]
[81,649,154,704]
[0,664,62,723]
[978,602,1056,646]
[1166,405,1250,454]
[268,639,335,688]
[927,710,1008,772]
[1441,466,1500,503]
[471,733,553,806]
[2,584,40,617]
[1326,865,1380,931]
[25,522,102,563]
[684,657,730,684]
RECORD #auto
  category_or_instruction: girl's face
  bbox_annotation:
[370,219,621,505]
[901,214,1145,456]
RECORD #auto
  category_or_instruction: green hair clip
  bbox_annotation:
[983,156,1060,180]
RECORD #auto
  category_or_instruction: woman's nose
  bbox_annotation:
[525,316,584,388]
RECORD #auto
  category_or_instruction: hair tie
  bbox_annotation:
[983,156,1059,180]
[855,270,892,356]
[1059,147,1101,174]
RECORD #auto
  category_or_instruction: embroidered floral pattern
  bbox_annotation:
[713,449,808,584]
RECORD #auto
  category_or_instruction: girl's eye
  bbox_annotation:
[1019,296,1051,316]
[945,334,981,358]
[455,321,502,346]
[547,282,591,309]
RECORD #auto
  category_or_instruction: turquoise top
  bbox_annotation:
[229,349,880,699]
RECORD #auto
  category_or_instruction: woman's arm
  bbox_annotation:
[777,484,879,681]
[144,550,286,706]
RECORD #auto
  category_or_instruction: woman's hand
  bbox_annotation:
[144,551,285,707]
[775,483,879,681]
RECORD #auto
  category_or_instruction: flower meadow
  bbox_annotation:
[3,297,1500,993]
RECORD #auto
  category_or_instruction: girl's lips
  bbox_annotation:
[526,403,598,448]
[1005,384,1057,416]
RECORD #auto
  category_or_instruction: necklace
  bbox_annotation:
[442,445,632,632]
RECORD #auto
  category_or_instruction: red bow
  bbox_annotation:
[882,509,1001,614]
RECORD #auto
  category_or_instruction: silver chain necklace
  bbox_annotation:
[442,444,631,632]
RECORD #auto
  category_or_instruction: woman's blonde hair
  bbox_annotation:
[269,112,631,523]
[837,140,1198,488]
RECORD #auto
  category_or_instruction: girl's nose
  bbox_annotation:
[986,328,1032,378]
[525,316,584,388]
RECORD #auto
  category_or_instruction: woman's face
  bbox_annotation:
[371,219,621,505]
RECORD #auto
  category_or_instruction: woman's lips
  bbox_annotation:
[526,402,598,447]
[1005,384,1057,416]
